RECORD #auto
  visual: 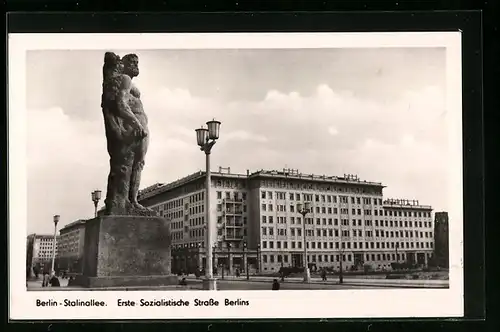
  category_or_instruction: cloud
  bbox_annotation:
[225,130,268,143]
[327,126,339,136]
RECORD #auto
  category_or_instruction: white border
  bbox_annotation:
[8,32,463,320]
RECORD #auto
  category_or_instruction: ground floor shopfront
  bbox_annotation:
[260,250,433,272]
[171,247,260,276]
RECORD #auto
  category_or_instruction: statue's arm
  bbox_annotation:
[116,75,142,130]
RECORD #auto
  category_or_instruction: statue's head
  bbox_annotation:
[122,53,139,78]
[102,52,124,106]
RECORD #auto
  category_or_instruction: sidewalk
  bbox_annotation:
[193,275,448,288]
[27,278,198,291]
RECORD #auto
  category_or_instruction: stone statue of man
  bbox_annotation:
[101,52,155,216]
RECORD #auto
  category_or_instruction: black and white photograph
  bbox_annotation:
[9,32,463,319]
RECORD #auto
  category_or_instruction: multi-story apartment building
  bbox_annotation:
[57,219,87,273]
[139,167,254,275]
[26,233,60,274]
[138,167,435,274]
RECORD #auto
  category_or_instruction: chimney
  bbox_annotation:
[228,167,231,174]
[246,169,250,176]
[219,166,222,172]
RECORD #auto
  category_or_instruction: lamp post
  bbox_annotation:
[395,242,400,269]
[196,119,221,291]
[339,242,344,284]
[91,190,102,218]
[243,242,249,280]
[51,215,60,275]
[197,243,202,275]
[212,243,217,276]
[297,202,312,282]
[257,243,261,273]
[227,242,232,276]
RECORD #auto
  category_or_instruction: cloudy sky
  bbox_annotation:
[26,47,448,234]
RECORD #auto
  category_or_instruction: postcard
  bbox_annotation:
[9,31,463,320]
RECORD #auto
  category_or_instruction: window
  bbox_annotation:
[261,192,266,199]
[217,191,222,199]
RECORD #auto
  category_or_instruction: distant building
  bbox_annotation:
[138,167,435,274]
[433,211,449,268]
[57,219,87,273]
[26,233,60,274]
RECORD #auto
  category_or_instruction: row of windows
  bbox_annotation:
[189,216,205,227]
[261,240,434,250]
[261,252,421,264]
[172,231,183,241]
[189,228,205,239]
[261,226,433,239]
[189,192,205,203]
[188,205,205,215]
[158,198,183,211]
[259,180,382,195]
[216,191,247,200]
[217,229,247,237]
[217,216,247,225]
[171,221,184,230]
[217,204,247,213]
[261,215,432,228]
[261,192,384,205]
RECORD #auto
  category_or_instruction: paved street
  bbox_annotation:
[26,274,447,291]
[185,278,384,290]
[27,277,384,291]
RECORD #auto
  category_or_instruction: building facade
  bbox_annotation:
[57,219,87,273]
[433,211,449,268]
[138,167,435,274]
[26,233,60,274]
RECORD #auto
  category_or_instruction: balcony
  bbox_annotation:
[224,233,244,240]
[225,221,244,227]
[224,198,244,204]
[223,209,244,216]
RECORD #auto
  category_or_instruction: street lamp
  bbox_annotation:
[51,215,60,274]
[196,119,221,291]
[243,242,249,280]
[297,202,312,282]
[91,190,102,218]
[257,243,261,273]
[227,242,232,277]
[339,242,344,284]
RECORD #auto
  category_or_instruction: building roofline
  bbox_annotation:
[60,219,87,231]
[248,170,385,188]
[27,234,60,239]
[138,168,386,201]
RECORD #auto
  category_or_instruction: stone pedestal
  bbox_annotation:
[78,216,177,288]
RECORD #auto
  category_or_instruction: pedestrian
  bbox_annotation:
[49,272,60,287]
[272,279,280,290]
[321,269,327,281]
[42,272,50,287]
[236,268,240,278]
[179,277,187,286]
